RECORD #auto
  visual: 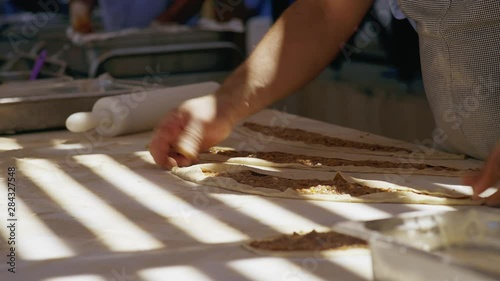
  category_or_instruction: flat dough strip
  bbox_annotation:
[201,147,477,177]
[172,163,483,205]
[242,243,370,258]
[242,230,369,258]
[235,122,464,160]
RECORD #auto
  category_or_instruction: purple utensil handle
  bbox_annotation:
[29,50,48,80]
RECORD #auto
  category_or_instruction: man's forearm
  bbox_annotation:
[216,0,373,124]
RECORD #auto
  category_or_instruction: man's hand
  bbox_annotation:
[149,95,234,169]
[70,0,95,33]
[463,144,500,206]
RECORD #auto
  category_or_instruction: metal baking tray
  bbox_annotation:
[0,15,69,55]
[68,25,240,48]
[1,52,67,75]
[67,26,244,76]
[0,78,138,134]
[0,51,68,84]
[0,76,73,90]
[0,71,70,84]
[0,15,104,77]
[89,42,244,78]
[335,209,500,281]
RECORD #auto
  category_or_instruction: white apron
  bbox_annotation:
[398,0,500,159]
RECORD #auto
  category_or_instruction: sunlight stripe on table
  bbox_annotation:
[216,194,327,233]
[19,158,164,252]
[44,275,108,281]
[310,201,392,221]
[75,154,249,243]
[0,196,76,260]
[228,258,329,281]
[328,255,373,280]
[139,266,213,281]
[0,137,23,150]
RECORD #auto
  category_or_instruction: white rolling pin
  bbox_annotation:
[66,81,220,137]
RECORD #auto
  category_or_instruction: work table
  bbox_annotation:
[0,110,486,281]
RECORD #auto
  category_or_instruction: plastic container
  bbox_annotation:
[335,209,500,281]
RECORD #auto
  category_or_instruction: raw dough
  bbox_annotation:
[172,163,483,205]
[236,122,464,160]
[201,147,478,177]
[243,230,369,258]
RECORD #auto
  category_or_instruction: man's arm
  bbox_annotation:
[218,0,373,122]
[150,0,373,168]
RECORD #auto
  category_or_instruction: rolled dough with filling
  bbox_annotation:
[201,147,478,177]
[171,163,483,205]
[235,122,464,160]
[242,230,369,258]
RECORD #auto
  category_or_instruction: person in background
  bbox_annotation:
[69,0,205,33]
[4,0,69,14]
[69,0,271,33]
[207,0,270,23]
[1,0,20,14]
[149,0,500,206]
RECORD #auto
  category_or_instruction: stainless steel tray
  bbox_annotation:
[67,26,244,76]
[0,74,73,85]
[89,42,244,78]
[0,50,68,83]
[0,24,72,60]
[335,209,500,281]
[0,71,69,84]
[2,53,66,74]
[68,25,235,47]
[0,13,93,77]
[0,78,137,134]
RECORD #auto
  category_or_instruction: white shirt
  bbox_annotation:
[388,0,416,29]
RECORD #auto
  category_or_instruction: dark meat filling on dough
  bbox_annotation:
[249,230,368,251]
[210,149,461,172]
[243,122,413,153]
[205,170,390,196]
[203,169,472,199]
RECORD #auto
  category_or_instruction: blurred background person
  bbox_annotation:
[69,0,272,33]
[69,0,206,33]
